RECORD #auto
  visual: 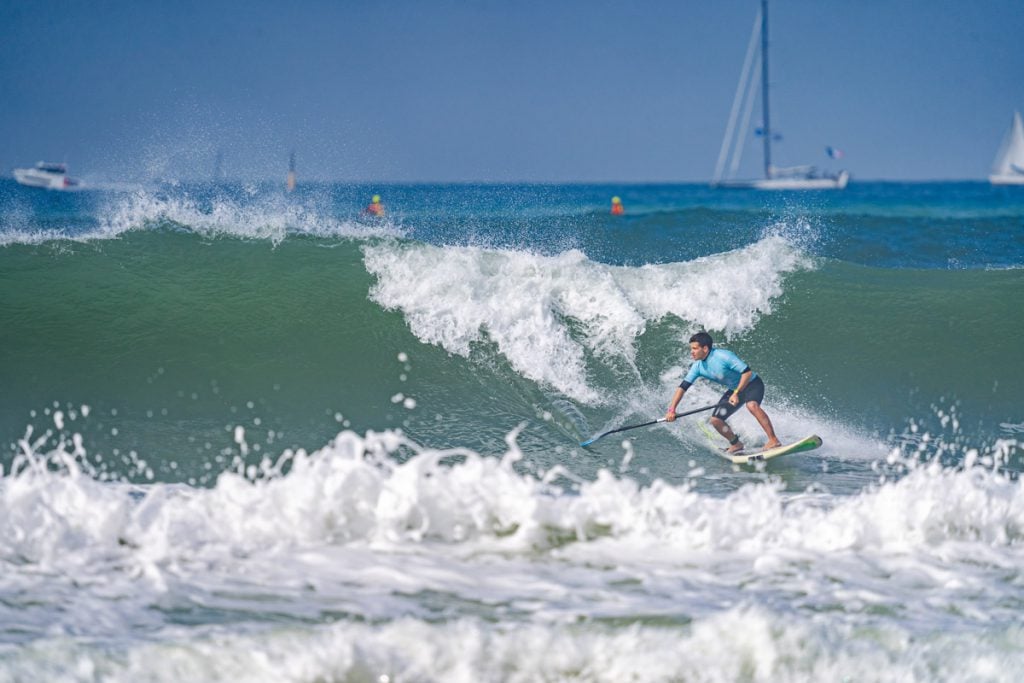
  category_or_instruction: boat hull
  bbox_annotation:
[13,169,78,190]
[989,174,1024,186]
[715,170,849,190]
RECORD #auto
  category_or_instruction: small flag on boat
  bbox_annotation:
[755,128,783,141]
[826,146,844,159]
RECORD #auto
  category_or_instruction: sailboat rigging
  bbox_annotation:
[712,0,849,190]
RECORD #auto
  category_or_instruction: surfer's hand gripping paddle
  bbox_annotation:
[580,402,721,447]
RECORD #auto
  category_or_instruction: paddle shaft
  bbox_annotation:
[580,402,721,447]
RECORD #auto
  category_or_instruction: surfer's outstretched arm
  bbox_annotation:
[665,387,685,422]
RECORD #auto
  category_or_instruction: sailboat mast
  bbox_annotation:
[760,0,772,179]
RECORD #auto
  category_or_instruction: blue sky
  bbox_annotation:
[2,0,1022,182]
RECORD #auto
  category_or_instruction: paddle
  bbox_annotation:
[579,402,722,447]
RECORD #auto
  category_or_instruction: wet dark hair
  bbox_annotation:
[689,331,713,349]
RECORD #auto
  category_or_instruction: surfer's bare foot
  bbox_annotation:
[764,440,782,449]
[727,442,744,453]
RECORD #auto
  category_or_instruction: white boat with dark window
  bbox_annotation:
[13,161,80,190]
[712,0,848,190]
[989,111,1024,186]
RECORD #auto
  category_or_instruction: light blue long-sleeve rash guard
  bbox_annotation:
[680,348,756,391]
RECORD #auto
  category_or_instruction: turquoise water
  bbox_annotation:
[1,179,1023,681]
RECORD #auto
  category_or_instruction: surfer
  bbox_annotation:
[364,195,385,217]
[610,196,624,215]
[665,331,780,453]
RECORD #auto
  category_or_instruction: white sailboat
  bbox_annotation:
[989,111,1024,185]
[712,0,848,190]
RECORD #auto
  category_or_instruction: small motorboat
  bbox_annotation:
[13,161,80,190]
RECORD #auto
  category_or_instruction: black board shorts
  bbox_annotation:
[712,376,766,420]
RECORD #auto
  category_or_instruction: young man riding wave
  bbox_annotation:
[665,331,781,453]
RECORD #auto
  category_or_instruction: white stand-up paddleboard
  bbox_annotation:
[719,435,822,465]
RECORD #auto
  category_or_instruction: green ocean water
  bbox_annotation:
[3,215,1021,486]
[3,180,1024,681]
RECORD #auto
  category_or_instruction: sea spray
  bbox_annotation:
[2,426,1023,679]
[363,235,811,403]
[4,424,1021,570]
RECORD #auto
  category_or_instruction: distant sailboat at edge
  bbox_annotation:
[989,111,1024,185]
[712,0,849,190]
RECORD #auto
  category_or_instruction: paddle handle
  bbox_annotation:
[580,402,720,447]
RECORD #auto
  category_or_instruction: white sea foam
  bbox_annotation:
[1,425,1022,681]
[1,428,1022,679]
[0,228,71,247]
[363,235,809,403]
[101,190,404,243]
[1,189,402,245]
[2,427,1020,582]
[3,610,1021,683]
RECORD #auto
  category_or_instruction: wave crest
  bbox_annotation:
[4,427,1021,570]
[364,236,811,403]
